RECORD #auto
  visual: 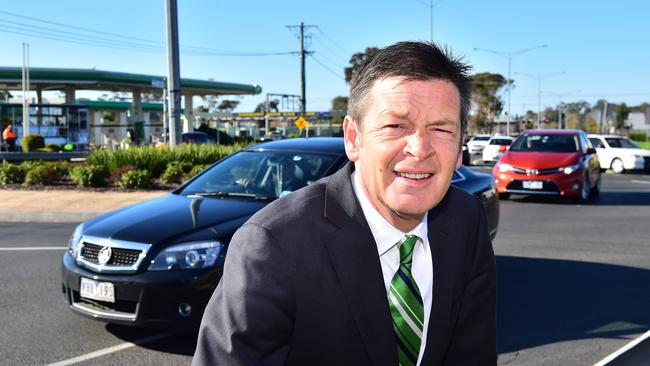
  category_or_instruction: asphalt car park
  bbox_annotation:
[2,169,650,365]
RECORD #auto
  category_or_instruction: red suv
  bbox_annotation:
[492,129,601,202]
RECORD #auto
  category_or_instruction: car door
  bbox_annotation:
[581,133,600,186]
[589,136,611,169]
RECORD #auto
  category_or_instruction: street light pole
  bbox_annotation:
[474,44,548,135]
[516,71,566,128]
[543,89,581,129]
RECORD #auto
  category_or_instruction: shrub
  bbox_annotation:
[23,163,68,186]
[70,165,109,187]
[0,163,25,184]
[110,165,136,184]
[160,161,193,184]
[46,144,63,152]
[87,144,246,178]
[629,132,647,142]
[119,169,152,189]
[21,134,45,152]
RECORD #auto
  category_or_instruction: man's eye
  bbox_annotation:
[385,124,403,129]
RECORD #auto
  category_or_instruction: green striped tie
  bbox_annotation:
[388,234,424,366]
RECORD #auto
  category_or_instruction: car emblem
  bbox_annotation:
[526,168,539,176]
[97,246,112,265]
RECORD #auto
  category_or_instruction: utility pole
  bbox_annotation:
[165,0,182,146]
[286,22,315,136]
[22,42,30,138]
[300,22,306,119]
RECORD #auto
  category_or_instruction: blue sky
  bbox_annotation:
[1,0,649,115]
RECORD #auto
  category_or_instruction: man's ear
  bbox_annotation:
[343,115,361,162]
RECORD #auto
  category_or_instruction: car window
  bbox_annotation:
[180,150,340,198]
[605,137,640,149]
[489,138,512,145]
[589,137,605,148]
[472,136,491,141]
[579,133,591,153]
[510,134,579,152]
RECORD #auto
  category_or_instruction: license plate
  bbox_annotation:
[80,278,115,303]
[523,180,543,190]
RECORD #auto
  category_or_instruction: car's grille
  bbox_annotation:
[81,243,141,266]
[506,180,560,194]
[510,165,560,176]
[75,236,151,274]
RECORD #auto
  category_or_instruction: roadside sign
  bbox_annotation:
[294,116,308,130]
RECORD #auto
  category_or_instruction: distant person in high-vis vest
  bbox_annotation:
[2,125,17,152]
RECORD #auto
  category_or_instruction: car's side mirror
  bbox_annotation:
[586,147,597,155]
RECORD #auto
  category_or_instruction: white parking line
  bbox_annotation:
[630,179,650,185]
[0,247,67,251]
[46,332,175,366]
[593,328,650,366]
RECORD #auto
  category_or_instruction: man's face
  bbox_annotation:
[343,77,462,231]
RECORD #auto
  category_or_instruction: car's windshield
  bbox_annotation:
[604,137,640,149]
[510,134,579,152]
[472,136,491,141]
[180,150,340,199]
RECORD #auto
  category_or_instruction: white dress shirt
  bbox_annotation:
[352,171,433,366]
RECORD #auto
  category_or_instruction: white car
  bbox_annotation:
[482,135,514,164]
[587,134,650,173]
[466,134,492,155]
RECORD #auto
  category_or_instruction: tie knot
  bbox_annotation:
[399,234,419,264]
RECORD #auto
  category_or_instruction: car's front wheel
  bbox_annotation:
[611,158,625,174]
[577,174,591,203]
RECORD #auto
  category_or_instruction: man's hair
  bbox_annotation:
[348,41,472,134]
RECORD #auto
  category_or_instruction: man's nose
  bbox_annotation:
[403,131,434,160]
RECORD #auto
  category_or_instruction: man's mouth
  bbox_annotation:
[395,172,432,180]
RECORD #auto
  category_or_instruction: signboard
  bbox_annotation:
[294,116,308,130]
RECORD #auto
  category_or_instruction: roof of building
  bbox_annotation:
[0,67,261,96]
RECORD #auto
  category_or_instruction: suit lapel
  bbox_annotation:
[322,164,397,366]
[421,194,455,366]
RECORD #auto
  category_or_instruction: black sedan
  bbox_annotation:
[61,137,499,329]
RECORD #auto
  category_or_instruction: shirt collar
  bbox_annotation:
[351,170,428,256]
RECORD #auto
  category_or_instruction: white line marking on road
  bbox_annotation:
[593,327,650,366]
[0,247,67,251]
[631,180,650,185]
[46,332,175,366]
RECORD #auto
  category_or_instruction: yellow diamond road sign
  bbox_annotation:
[294,116,308,130]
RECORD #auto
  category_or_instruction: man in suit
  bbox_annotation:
[193,41,497,366]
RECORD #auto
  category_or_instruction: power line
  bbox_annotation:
[310,54,346,81]
[314,26,350,58]
[0,10,295,57]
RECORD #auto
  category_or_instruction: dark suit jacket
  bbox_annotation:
[193,163,497,366]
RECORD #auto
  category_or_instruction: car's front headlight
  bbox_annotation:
[497,163,514,173]
[68,223,84,258]
[148,241,222,271]
[561,163,581,175]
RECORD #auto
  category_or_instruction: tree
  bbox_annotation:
[331,96,348,112]
[200,95,220,113]
[614,103,630,131]
[330,96,349,127]
[254,99,279,113]
[217,99,240,112]
[344,47,379,83]
[470,73,507,133]
[564,101,591,130]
